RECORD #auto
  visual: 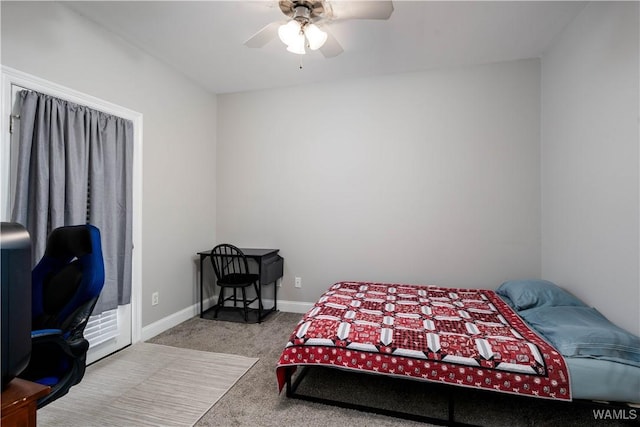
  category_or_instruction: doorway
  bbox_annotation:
[1,66,142,362]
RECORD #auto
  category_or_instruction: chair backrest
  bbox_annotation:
[31,224,105,334]
[210,244,250,281]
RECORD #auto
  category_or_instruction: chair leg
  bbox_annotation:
[215,287,224,318]
[241,287,248,322]
[233,289,238,307]
[254,282,262,324]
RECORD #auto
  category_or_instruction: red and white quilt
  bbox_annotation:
[276,282,571,401]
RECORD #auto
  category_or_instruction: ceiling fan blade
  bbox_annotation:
[319,30,344,58]
[327,1,394,21]
[244,21,281,48]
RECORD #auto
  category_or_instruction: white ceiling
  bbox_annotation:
[64,1,587,94]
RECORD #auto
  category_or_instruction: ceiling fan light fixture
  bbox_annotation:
[278,20,301,46]
[285,30,306,55]
[304,23,327,50]
[245,0,393,59]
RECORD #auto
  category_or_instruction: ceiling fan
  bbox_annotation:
[244,0,394,58]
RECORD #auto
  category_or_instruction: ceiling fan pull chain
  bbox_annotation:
[299,55,303,70]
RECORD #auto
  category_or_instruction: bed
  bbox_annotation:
[276,280,640,425]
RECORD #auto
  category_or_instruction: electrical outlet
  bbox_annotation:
[152,292,159,306]
[294,277,302,288]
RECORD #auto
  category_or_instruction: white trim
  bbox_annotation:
[141,296,215,341]
[141,305,196,342]
[141,298,313,341]
[1,66,141,119]
[1,66,143,347]
[273,300,314,314]
[248,298,312,314]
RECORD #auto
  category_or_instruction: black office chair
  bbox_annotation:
[19,224,105,408]
[210,244,260,322]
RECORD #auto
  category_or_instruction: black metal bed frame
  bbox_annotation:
[284,366,481,426]
[283,365,636,426]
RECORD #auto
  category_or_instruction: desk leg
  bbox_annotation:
[274,278,278,311]
[257,263,264,324]
[199,255,205,318]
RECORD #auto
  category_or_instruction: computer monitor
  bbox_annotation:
[1,222,32,389]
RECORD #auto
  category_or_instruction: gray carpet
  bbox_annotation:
[38,343,257,427]
[148,311,635,427]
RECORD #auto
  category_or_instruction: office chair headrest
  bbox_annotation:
[45,225,93,260]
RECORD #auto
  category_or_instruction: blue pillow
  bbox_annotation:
[496,279,586,311]
[521,305,640,366]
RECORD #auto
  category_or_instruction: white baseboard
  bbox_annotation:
[141,297,313,341]
[140,302,199,341]
[274,300,314,313]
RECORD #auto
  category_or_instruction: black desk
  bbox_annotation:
[198,248,282,322]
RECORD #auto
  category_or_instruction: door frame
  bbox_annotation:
[1,65,143,348]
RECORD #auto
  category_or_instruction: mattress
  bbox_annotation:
[566,357,640,403]
[277,281,572,401]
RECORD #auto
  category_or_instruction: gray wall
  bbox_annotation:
[3,1,636,337]
[541,1,639,334]
[217,59,542,303]
[1,1,218,327]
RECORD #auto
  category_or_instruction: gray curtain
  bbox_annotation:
[12,90,133,313]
